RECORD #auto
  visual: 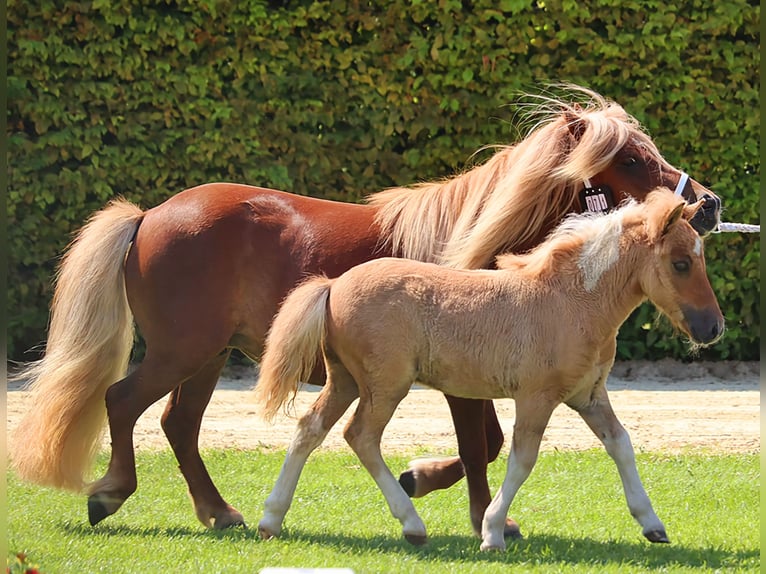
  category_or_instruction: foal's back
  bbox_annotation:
[324,257,579,400]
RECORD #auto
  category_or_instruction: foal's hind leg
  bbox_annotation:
[569,390,668,543]
[481,395,554,551]
[345,384,427,545]
[258,356,359,540]
[87,353,209,526]
[400,396,520,538]
[161,349,245,529]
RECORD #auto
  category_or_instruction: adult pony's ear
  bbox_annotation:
[564,108,587,142]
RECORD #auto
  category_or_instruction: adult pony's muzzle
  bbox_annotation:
[680,305,725,346]
[689,195,722,236]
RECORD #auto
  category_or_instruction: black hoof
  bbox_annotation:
[644,529,670,543]
[87,493,125,526]
[398,470,416,498]
[87,498,112,526]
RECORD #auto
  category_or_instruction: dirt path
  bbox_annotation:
[7,359,760,455]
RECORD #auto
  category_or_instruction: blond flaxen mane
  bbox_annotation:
[368,85,674,270]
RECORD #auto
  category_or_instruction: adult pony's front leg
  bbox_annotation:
[451,397,522,539]
[481,396,554,551]
[161,350,245,529]
[570,393,668,543]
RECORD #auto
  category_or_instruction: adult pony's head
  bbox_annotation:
[371,85,721,270]
[630,191,724,346]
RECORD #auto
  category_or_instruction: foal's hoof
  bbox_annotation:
[87,493,125,526]
[258,526,276,540]
[211,507,247,530]
[404,533,428,546]
[504,518,523,540]
[644,529,670,543]
[213,515,247,530]
[257,517,281,540]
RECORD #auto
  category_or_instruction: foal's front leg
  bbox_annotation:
[570,392,668,543]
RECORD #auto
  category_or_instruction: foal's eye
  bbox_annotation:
[672,260,690,273]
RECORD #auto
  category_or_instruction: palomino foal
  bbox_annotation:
[255,190,723,550]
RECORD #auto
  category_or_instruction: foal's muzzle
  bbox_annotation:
[681,305,725,346]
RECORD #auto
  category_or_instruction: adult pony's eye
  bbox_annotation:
[672,259,690,273]
[621,156,639,167]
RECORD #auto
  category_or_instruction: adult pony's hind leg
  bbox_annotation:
[258,355,359,540]
[569,392,668,543]
[87,351,215,526]
[161,349,245,529]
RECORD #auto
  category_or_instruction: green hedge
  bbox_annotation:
[8,0,760,361]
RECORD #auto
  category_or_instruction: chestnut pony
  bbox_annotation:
[255,191,724,549]
[10,87,721,535]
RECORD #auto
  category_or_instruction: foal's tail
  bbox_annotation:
[9,199,145,492]
[255,276,333,422]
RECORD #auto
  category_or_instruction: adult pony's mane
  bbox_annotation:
[367,85,673,270]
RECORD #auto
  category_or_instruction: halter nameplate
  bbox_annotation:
[579,178,615,214]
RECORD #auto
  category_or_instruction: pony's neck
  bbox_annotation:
[498,214,649,341]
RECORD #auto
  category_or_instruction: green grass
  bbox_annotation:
[8,449,759,573]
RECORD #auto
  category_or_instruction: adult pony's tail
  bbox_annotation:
[9,199,145,492]
[255,276,333,422]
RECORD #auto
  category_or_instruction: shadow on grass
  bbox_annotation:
[63,522,756,570]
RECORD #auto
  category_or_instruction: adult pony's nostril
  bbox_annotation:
[700,316,724,345]
[710,318,725,342]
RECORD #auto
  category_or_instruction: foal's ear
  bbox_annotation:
[682,198,705,221]
[659,202,685,237]
[645,191,686,241]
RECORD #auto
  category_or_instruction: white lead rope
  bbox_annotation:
[717,222,760,233]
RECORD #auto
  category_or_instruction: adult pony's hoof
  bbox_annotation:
[87,493,125,526]
[404,533,428,546]
[504,518,523,539]
[399,469,417,497]
[644,529,670,543]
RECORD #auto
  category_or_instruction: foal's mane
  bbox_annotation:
[494,204,633,284]
[368,85,669,270]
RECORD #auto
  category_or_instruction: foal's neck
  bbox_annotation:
[571,238,649,339]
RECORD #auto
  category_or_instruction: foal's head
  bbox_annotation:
[634,191,724,346]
